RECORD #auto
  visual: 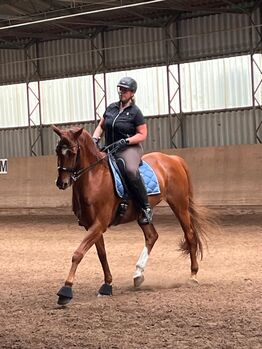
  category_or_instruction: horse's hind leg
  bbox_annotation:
[169,202,199,283]
[133,223,158,288]
[95,235,113,296]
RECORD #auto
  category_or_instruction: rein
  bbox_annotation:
[58,141,121,182]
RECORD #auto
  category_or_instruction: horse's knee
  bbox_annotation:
[72,251,83,264]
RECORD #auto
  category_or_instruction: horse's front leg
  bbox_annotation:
[133,223,158,288]
[57,222,103,305]
[95,235,113,296]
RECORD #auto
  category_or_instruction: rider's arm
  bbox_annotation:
[127,124,147,145]
[92,117,105,139]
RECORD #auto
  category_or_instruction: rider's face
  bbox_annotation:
[118,87,134,104]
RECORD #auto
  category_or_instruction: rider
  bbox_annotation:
[92,76,153,224]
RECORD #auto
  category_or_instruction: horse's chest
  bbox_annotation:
[73,195,94,225]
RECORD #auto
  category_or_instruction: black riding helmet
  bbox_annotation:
[117,77,137,93]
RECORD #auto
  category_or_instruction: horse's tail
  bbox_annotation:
[179,158,212,260]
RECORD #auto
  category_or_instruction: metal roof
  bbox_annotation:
[0,0,257,49]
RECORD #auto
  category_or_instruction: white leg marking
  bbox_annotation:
[189,274,199,285]
[133,246,149,279]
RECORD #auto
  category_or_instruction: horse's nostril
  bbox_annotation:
[58,181,68,190]
[56,179,64,189]
[56,176,71,190]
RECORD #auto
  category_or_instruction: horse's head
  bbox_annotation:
[52,125,84,190]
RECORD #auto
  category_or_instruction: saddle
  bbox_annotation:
[108,155,160,198]
[108,154,160,225]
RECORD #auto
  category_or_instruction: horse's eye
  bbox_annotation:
[56,144,69,155]
[55,146,60,154]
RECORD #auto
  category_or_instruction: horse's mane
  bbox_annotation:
[78,128,107,164]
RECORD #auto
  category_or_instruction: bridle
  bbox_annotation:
[56,140,120,182]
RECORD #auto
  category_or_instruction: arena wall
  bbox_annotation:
[162,144,262,207]
[0,144,261,215]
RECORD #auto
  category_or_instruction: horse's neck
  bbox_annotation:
[79,148,96,168]
[79,134,101,167]
[79,135,103,168]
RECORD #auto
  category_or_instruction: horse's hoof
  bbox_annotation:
[57,285,73,305]
[134,274,144,288]
[188,276,199,285]
[97,283,112,296]
[57,295,72,305]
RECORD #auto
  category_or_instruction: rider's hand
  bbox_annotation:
[92,137,100,148]
[115,138,129,149]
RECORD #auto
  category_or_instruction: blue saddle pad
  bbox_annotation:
[109,157,161,198]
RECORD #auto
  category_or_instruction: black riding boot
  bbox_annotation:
[128,173,153,225]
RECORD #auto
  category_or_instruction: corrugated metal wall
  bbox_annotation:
[104,26,165,70]
[0,66,170,127]
[0,9,260,84]
[177,12,257,61]
[0,8,261,157]
[38,38,94,79]
[180,55,252,112]
[0,83,28,127]
[41,75,94,124]
[0,45,36,85]
[183,108,259,147]
[0,126,31,158]
[0,57,253,127]
[1,108,261,158]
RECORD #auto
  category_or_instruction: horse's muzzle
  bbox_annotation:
[56,178,71,190]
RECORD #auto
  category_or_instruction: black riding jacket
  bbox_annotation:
[103,102,145,146]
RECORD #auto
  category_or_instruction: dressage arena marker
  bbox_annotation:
[0,159,8,174]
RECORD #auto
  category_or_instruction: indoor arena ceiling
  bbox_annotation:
[0,0,259,48]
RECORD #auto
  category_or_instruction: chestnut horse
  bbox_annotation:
[53,125,208,305]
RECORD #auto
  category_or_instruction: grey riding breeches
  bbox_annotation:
[114,144,143,181]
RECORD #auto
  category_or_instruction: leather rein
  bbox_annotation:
[57,141,119,182]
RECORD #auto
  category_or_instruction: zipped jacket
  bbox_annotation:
[103,102,145,146]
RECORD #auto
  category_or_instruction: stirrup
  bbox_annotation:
[138,207,153,225]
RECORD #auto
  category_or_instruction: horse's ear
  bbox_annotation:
[73,127,84,140]
[52,125,62,137]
